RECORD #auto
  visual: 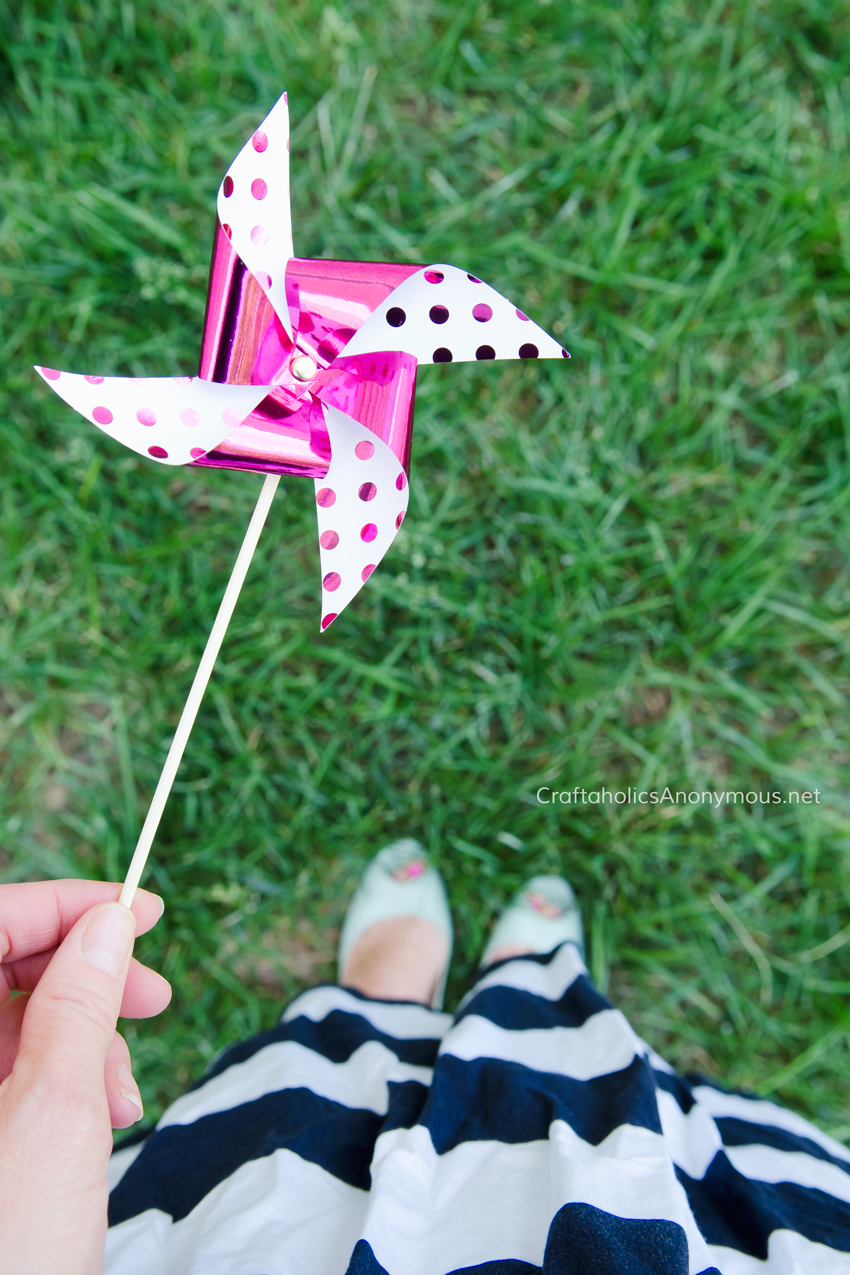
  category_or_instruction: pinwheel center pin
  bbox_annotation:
[34,88,570,910]
[291,354,317,381]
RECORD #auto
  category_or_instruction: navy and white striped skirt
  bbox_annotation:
[105,943,850,1273]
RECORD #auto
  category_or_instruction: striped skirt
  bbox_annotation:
[105,943,850,1274]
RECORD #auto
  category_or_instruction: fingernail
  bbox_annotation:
[117,1063,144,1121]
[81,904,136,978]
[146,893,165,921]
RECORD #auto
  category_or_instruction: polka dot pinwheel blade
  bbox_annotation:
[216,92,294,341]
[342,264,570,366]
[315,405,410,631]
[35,369,275,466]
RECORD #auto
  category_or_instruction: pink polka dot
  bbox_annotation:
[358,482,377,502]
[396,511,405,529]
[190,447,206,459]
[361,564,376,582]
[256,272,272,289]
[251,178,268,200]
[320,530,339,550]
[92,406,113,424]
[222,405,245,428]
[395,472,407,491]
[251,225,269,246]
[223,223,232,239]
[424,270,444,284]
[323,572,341,592]
[180,407,200,428]
[252,130,268,152]
[361,523,378,543]
[321,612,337,629]
[516,309,530,321]
[136,408,156,426]
[41,367,60,380]
[223,175,233,197]
[148,445,168,458]
[355,440,375,460]
[84,374,104,384]
[316,487,336,507]
[472,303,493,322]
[173,376,193,384]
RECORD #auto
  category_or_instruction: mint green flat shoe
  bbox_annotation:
[338,839,453,1009]
[481,875,584,967]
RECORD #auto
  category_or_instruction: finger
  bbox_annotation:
[14,902,136,1106]
[0,880,163,965]
[0,992,28,1080]
[0,948,54,1002]
[119,960,172,1019]
[104,1031,144,1129]
[0,961,169,1087]
[2,951,172,1018]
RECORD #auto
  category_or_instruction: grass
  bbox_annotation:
[2,0,850,1134]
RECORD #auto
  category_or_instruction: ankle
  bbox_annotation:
[341,916,449,1005]
[484,942,538,965]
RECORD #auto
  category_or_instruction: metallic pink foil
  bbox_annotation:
[316,352,417,475]
[285,257,420,368]
[193,222,420,477]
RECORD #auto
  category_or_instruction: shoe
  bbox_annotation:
[338,839,453,1009]
[481,875,584,967]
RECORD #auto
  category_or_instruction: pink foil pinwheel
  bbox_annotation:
[35,91,570,904]
[38,91,568,630]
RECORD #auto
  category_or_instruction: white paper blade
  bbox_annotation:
[36,368,275,466]
[314,405,410,630]
[341,263,568,365]
[216,92,294,341]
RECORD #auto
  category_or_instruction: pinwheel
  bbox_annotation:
[35,91,570,903]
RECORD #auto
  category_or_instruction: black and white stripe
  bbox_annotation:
[106,944,850,1274]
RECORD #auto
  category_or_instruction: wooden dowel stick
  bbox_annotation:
[119,473,281,909]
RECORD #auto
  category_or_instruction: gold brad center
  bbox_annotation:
[291,354,318,382]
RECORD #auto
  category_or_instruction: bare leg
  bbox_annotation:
[485,942,536,964]
[341,916,450,1005]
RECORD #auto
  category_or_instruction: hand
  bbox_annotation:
[0,879,171,1275]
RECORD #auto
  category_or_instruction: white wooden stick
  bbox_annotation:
[119,474,281,908]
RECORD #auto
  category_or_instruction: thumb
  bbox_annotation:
[14,903,136,1100]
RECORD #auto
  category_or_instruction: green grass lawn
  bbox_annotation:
[3,0,850,1134]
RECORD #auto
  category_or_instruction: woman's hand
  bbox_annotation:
[0,880,171,1275]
